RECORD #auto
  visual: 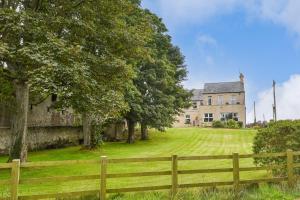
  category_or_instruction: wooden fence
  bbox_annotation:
[0,149,299,200]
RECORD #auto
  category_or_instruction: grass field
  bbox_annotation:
[0,128,269,198]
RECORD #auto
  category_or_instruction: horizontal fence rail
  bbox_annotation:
[1,150,300,200]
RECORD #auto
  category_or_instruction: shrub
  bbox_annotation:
[237,121,243,128]
[212,120,225,128]
[253,120,300,175]
[226,119,239,129]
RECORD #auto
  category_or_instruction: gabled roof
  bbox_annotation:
[191,89,204,101]
[203,81,244,94]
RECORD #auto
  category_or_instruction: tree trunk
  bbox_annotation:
[113,123,118,141]
[8,81,29,163]
[140,123,148,140]
[127,119,135,144]
[82,112,92,148]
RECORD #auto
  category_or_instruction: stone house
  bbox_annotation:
[173,74,246,127]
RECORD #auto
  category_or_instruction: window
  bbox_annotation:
[185,115,191,124]
[200,100,204,106]
[233,113,238,121]
[217,95,224,105]
[230,95,237,105]
[192,101,197,109]
[208,96,212,105]
[204,113,213,122]
[220,113,239,121]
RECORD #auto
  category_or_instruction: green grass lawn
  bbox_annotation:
[0,128,265,198]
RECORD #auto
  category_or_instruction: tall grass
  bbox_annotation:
[58,183,300,200]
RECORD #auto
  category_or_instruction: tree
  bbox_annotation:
[253,120,300,176]
[124,12,192,143]
[1,0,152,160]
[1,2,81,161]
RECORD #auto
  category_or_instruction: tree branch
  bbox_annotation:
[74,0,85,8]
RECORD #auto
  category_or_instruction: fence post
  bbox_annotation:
[232,153,240,191]
[100,156,107,200]
[287,149,295,187]
[11,159,20,200]
[171,155,178,199]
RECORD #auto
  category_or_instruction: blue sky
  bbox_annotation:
[142,0,300,123]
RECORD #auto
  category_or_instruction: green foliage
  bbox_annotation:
[212,120,242,129]
[212,120,225,128]
[226,119,239,129]
[124,12,192,140]
[0,68,15,110]
[253,120,300,174]
[1,1,156,153]
[237,121,244,128]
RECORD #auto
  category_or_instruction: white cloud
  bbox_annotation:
[247,74,300,123]
[157,0,240,26]
[197,34,217,47]
[257,0,300,36]
[148,0,300,37]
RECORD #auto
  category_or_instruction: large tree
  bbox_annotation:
[124,12,191,143]
[1,1,82,161]
[0,0,152,161]
[29,1,152,149]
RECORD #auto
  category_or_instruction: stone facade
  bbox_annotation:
[173,74,246,128]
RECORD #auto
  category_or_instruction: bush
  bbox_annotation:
[237,121,243,128]
[212,120,225,128]
[226,119,239,129]
[253,120,300,175]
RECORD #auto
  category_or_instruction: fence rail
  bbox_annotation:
[1,150,300,200]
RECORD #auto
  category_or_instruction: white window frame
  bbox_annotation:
[220,112,239,121]
[185,115,191,124]
[204,113,213,122]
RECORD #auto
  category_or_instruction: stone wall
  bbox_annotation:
[0,123,126,155]
[0,126,83,155]
[0,96,80,127]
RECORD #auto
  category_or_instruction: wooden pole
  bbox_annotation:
[232,153,240,191]
[171,155,178,199]
[11,159,20,200]
[100,156,107,200]
[254,101,257,124]
[287,149,294,187]
[273,80,277,122]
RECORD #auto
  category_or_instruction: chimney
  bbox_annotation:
[239,73,244,83]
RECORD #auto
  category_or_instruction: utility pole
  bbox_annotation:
[272,80,277,122]
[254,101,257,124]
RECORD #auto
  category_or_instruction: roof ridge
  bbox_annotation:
[204,81,242,85]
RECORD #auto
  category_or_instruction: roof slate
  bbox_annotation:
[191,89,204,101]
[203,81,244,94]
